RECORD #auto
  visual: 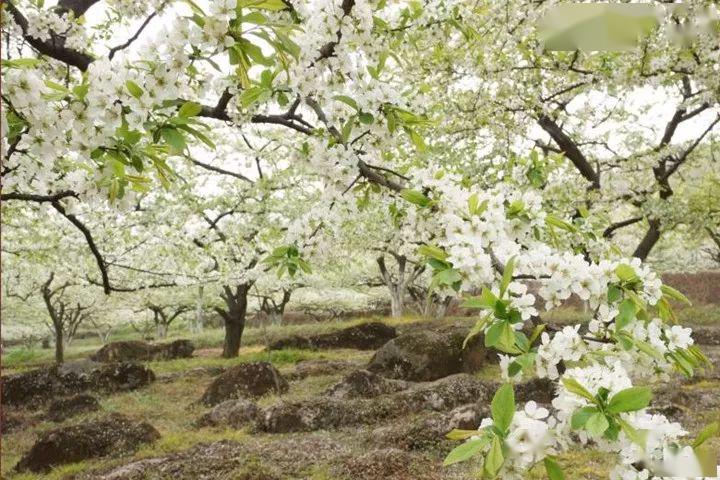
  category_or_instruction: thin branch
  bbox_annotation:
[108,9,160,59]
[50,200,111,294]
[1,190,79,202]
[190,158,253,182]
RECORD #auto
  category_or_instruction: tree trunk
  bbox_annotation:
[54,324,64,364]
[269,311,283,326]
[633,218,661,260]
[218,283,250,358]
[156,322,168,339]
[223,319,243,358]
[389,286,404,317]
[195,285,205,333]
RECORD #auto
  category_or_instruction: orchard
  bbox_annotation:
[1,1,719,479]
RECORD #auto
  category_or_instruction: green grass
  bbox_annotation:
[0,314,425,372]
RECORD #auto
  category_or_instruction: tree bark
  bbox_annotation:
[217,283,250,358]
[195,285,205,333]
[54,324,64,364]
[389,286,404,318]
[156,322,168,339]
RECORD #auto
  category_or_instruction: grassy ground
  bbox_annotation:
[2,309,719,479]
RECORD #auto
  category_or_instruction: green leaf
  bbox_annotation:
[160,127,186,152]
[561,377,595,402]
[607,285,623,303]
[615,264,638,282]
[484,321,503,348]
[341,117,354,143]
[239,86,271,109]
[239,0,287,10]
[443,437,489,466]
[178,101,202,117]
[406,127,426,151]
[241,11,267,24]
[358,112,374,124]
[544,456,565,480]
[607,386,652,413]
[491,383,515,433]
[617,418,648,448]
[546,214,577,232]
[125,80,144,99]
[483,435,504,478]
[433,268,462,287]
[661,285,692,306]
[462,288,497,310]
[692,421,719,449]
[528,324,546,345]
[585,412,610,437]
[334,95,358,111]
[615,298,636,331]
[418,244,448,261]
[571,406,599,430]
[463,314,491,348]
[1,58,43,69]
[400,189,431,207]
[496,321,519,353]
[499,256,516,297]
[446,429,484,441]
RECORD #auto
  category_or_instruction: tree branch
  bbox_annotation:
[537,114,599,188]
[50,200,111,294]
[4,1,94,71]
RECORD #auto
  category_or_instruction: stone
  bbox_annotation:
[324,369,411,399]
[690,327,720,346]
[15,413,160,473]
[200,362,288,406]
[196,399,260,429]
[260,374,491,433]
[268,322,397,351]
[92,339,195,363]
[1,361,154,407]
[46,393,101,422]
[367,327,492,381]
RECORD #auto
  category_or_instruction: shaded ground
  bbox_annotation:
[2,312,720,480]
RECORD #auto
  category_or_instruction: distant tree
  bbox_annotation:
[40,273,93,363]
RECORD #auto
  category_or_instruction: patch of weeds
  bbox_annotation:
[135,429,249,458]
[526,448,611,479]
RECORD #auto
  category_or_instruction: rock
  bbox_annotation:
[46,394,101,422]
[1,361,155,407]
[84,435,352,480]
[15,413,160,473]
[287,359,359,380]
[332,448,443,480]
[200,362,288,406]
[268,322,397,351]
[691,327,720,346]
[514,378,556,404]
[89,362,156,393]
[92,339,195,363]
[367,327,492,381]
[196,399,260,429]
[325,369,411,399]
[372,403,488,452]
[260,374,491,433]
[86,441,273,480]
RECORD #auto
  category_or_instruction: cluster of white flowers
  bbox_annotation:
[106,0,165,18]
[25,9,89,50]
